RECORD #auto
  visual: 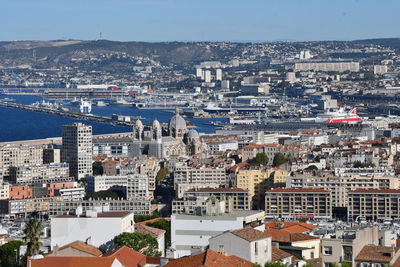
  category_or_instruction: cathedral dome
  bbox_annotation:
[169,114,187,130]
[187,129,199,138]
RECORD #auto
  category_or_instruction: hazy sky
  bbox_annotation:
[1,0,399,42]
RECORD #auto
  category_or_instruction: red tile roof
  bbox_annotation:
[230,227,270,242]
[47,241,103,257]
[105,246,147,266]
[265,222,317,233]
[272,247,292,262]
[29,256,118,267]
[135,223,166,238]
[163,249,254,267]
[355,245,395,263]
[265,229,319,243]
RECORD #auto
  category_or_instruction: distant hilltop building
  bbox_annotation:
[195,67,223,83]
[373,65,388,75]
[294,61,360,72]
[298,50,313,60]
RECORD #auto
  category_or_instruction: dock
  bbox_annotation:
[0,102,135,127]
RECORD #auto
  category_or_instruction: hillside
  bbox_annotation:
[0,40,240,69]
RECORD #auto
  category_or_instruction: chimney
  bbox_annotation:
[53,245,59,256]
[219,245,226,256]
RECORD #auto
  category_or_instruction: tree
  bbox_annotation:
[272,153,288,167]
[353,161,375,168]
[92,162,103,175]
[134,212,160,223]
[156,167,169,183]
[23,219,43,256]
[86,190,120,200]
[114,232,161,256]
[304,165,318,171]
[250,153,269,166]
[146,219,171,247]
[0,240,24,267]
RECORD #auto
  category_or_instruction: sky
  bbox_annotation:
[1,0,399,42]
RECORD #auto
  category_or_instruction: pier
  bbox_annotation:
[0,102,137,127]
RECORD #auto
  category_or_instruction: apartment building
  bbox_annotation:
[175,182,221,198]
[184,188,251,210]
[294,61,360,72]
[92,136,132,157]
[236,168,289,209]
[173,188,251,215]
[0,145,44,177]
[49,199,152,216]
[126,174,149,200]
[0,196,63,217]
[87,175,129,194]
[170,199,265,258]
[242,144,290,164]
[43,147,61,164]
[58,187,86,201]
[207,141,239,153]
[265,188,332,219]
[0,183,9,200]
[9,163,71,184]
[61,123,93,180]
[173,165,227,189]
[321,226,379,266]
[209,227,272,265]
[348,189,400,221]
[287,174,400,207]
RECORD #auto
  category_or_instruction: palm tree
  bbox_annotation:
[23,219,43,256]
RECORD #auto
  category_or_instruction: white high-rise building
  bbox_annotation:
[286,72,296,83]
[61,123,93,180]
[126,174,149,200]
[221,80,230,89]
[216,69,223,81]
[196,68,203,78]
[299,50,313,60]
[373,65,388,75]
[204,70,212,83]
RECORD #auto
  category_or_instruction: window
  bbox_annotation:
[255,242,258,256]
[323,246,333,256]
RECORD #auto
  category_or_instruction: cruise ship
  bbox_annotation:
[314,108,362,123]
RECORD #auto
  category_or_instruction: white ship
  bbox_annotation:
[70,99,92,114]
[314,108,362,123]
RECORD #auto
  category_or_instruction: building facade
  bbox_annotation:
[265,188,332,219]
[51,211,134,249]
[9,163,70,184]
[61,123,93,180]
[348,189,400,221]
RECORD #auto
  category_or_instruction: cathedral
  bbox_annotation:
[131,111,206,158]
